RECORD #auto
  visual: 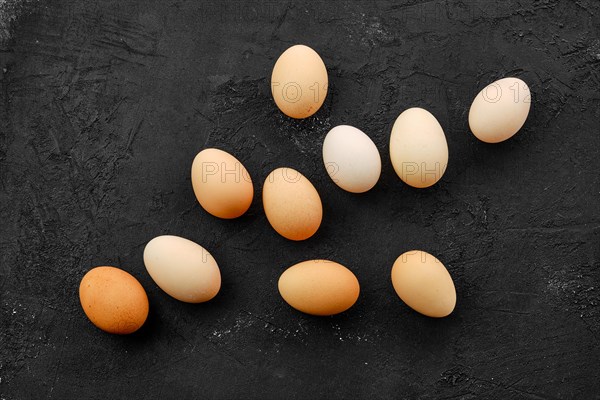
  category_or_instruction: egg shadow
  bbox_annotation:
[117,299,163,348]
[385,296,463,351]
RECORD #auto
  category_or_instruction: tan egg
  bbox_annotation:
[391,250,456,318]
[143,235,221,303]
[262,167,322,241]
[389,108,449,188]
[191,148,253,219]
[79,266,149,334]
[278,260,360,316]
[271,44,328,119]
[469,77,531,143]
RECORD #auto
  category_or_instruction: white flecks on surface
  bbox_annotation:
[0,0,38,41]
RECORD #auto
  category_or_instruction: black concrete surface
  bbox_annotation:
[1,0,599,399]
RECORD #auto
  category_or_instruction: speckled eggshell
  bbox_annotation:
[262,167,322,241]
[79,266,149,335]
[271,44,328,119]
[278,260,360,316]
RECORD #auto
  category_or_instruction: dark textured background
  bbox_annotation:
[1,0,599,399]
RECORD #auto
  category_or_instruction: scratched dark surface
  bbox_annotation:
[1,0,599,399]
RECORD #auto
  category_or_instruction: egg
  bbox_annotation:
[143,235,221,303]
[278,260,360,316]
[391,250,456,318]
[271,44,328,119]
[79,266,149,334]
[322,125,381,193]
[389,108,449,188]
[262,167,323,241]
[469,77,531,143]
[191,148,254,219]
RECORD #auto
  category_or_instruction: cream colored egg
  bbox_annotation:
[391,250,456,318]
[322,125,381,193]
[143,235,221,303]
[262,167,322,241]
[389,108,448,188]
[191,148,253,219]
[278,260,360,316]
[469,77,531,143]
[271,44,328,119]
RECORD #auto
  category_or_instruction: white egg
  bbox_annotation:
[322,125,382,193]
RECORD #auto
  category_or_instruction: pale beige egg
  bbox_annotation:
[391,250,456,318]
[322,125,381,193]
[389,108,448,188]
[79,266,149,334]
[191,148,253,219]
[271,44,328,119]
[262,167,322,241]
[143,235,221,303]
[278,260,360,316]
[469,77,531,143]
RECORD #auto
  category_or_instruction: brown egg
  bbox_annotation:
[191,148,254,219]
[262,167,322,241]
[271,44,328,119]
[391,251,456,318]
[278,260,360,316]
[79,266,149,334]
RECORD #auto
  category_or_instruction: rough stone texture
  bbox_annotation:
[1,0,599,399]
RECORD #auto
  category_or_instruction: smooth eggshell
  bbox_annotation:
[262,167,322,241]
[469,77,531,143]
[143,235,221,303]
[79,266,149,334]
[322,125,381,193]
[278,260,360,316]
[389,108,448,188]
[271,44,328,119]
[191,148,253,219]
[391,250,456,318]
